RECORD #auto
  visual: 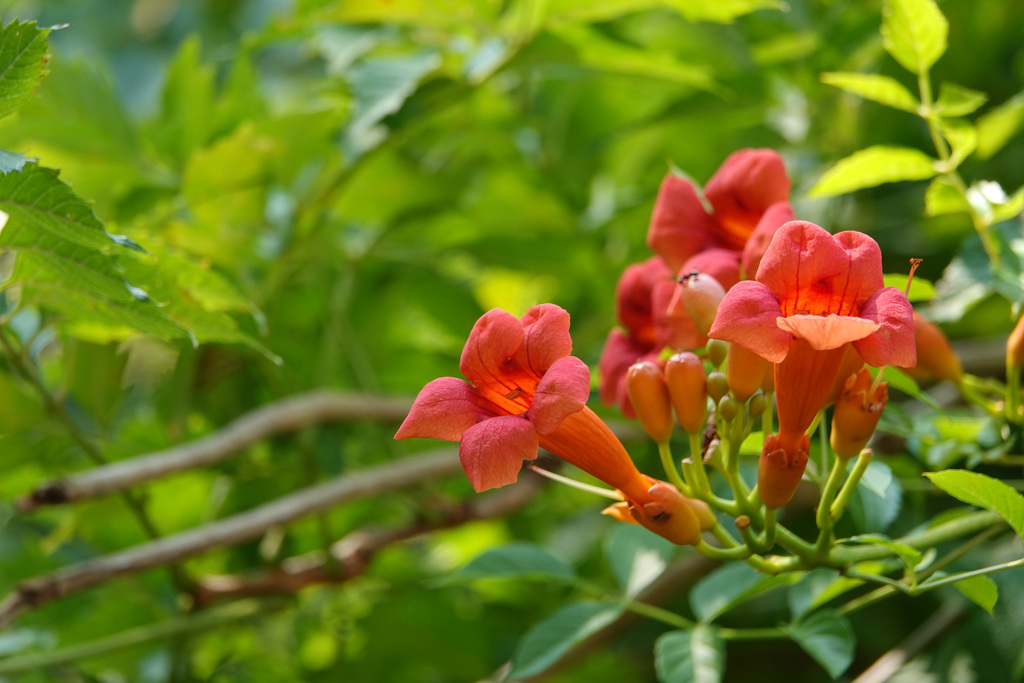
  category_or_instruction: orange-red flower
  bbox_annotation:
[709,221,915,506]
[647,149,794,284]
[398,305,651,503]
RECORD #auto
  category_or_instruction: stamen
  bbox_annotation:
[526,466,625,500]
[905,258,923,295]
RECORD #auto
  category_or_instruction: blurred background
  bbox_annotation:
[0,0,1021,680]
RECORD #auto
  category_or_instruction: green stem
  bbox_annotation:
[829,510,1003,565]
[688,431,712,497]
[718,626,787,641]
[659,441,691,496]
[816,456,847,548]
[620,598,694,630]
[829,450,873,522]
[917,69,1002,268]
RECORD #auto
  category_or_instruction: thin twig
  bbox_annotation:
[192,472,545,606]
[16,390,412,512]
[0,448,460,630]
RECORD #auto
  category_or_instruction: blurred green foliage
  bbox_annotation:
[0,0,1020,681]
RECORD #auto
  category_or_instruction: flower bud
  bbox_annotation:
[718,395,739,422]
[706,339,728,368]
[907,312,962,383]
[626,361,673,443]
[678,272,726,336]
[748,392,767,418]
[758,432,808,509]
[830,367,887,459]
[1009,314,1024,368]
[602,481,703,545]
[823,346,865,407]
[707,371,729,403]
[685,497,717,531]
[665,352,708,434]
[727,342,769,402]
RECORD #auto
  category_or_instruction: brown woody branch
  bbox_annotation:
[192,472,545,607]
[16,390,412,512]
[0,448,460,629]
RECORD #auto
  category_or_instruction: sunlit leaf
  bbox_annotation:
[0,20,50,119]
[882,273,935,301]
[787,610,856,678]
[820,72,919,112]
[809,146,938,197]
[664,0,783,23]
[654,627,724,683]
[881,0,948,75]
[942,121,977,168]
[924,470,1024,539]
[976,92,1024,159]
[935,82,988,117]
[925,176,969,216]
[509,603,623,678]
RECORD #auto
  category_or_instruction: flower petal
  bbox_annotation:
[776,314,880,350]
[681,248,741,291]
[653,280,704,350]
[708,280,791,363]
[459,308,524,390]
[615,257,670,342]
[647,174,717,273]
[598,329,648,408]
[395,377,484,441]
[833,231,885,315]
[854,287,917,368]
[515,303,574,376]
[741,201,794,279]
[757,221,872,318]
[529,356,591,434]
[705,149,791,249]
[459,416,538,492]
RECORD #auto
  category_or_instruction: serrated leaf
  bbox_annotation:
[152,35,215,167]
[954,574,998,615]
[0,20,49,119]
[935,82,988,117]
[976,93,1024,160]
[881,0,948,75]
[809,146,938,197]
[604,523,677,598]
[509,603,622,678]
[924,470,1024,539]
[690,562,793,622]
[788,610,856,678]
[550,24,715,91]
[655,627,724,683]
[882,273,935,301]
[925,176,969,216]
[455,543,576,581]
[820,72,919,112]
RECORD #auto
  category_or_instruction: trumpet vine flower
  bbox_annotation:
[709,221,915,506]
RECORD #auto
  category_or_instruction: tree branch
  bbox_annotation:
[0,448,460,630]
[16,390,412,512]
[192,472,545,606]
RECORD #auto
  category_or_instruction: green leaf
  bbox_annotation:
[550,25,715,91]
[690,562,793,622]
[925,176,969,216]
[954,575,999,615]
[845,534,923,579]
[976,93,1024,159]
[509,603,623,678]
[809,145,938,197]
[924,470,1024,539]
[935,82,988,117]
[0,20,50,119]
[820,72,919,112]
[789,568,867,620]
[604,523,677,598]
[848,460,903,533]
[345,51,442,156]
[942,121,977,168]
[882,273,935,302]
[0,148,32,175]
[654,627,725,683]
[881,0,948,75]
[992,185,1024,223]
[885,367,942,410]
[542,0,780,25]
[664,0,784,23]
[787,610,856,679]
[151,35,215,167]
[455,543,576,581]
